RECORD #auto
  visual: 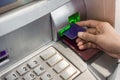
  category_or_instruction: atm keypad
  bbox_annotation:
[2,47,80,80]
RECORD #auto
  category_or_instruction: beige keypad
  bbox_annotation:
[2,47,80,80]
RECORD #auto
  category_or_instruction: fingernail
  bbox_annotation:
[78,32,84,37]
[77,42,83,46]
[79,46,85,50]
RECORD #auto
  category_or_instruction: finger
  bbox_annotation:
[87,28,97,34]
[77,40,86,46]
[78,45,86,50]
[77,42,84,47]
[76,38,86,43]
[77,20,101,28]
[76,38,82,43]
[78,42,97,50]
[78,32,98,43]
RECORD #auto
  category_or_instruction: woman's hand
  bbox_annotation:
[76,20,120,58]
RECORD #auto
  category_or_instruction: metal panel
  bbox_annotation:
[0,14,52,72]
[0,0,70,37]
[51,0,86,41]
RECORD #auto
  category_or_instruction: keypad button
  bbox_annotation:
[23,71,36,80]
[34,65,46,76]
[41,73,52,80]
[5,71,19,80]
[53,60,69,73]
[27,58,39,69]
[16,65,30,76]
[47,54,63,66]
[40,69,55,80]
[40,47,56,60]
[60,66,77,80]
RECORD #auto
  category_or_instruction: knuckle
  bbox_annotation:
[100,22,110,26]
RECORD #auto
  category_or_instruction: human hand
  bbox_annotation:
[76,20,120,58]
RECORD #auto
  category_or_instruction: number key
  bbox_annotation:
[23,71,36,80]
[17,65,30,76]
[5,71,19,80]
[27,59,39,69]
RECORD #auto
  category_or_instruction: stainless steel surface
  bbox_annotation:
[91,54,117,78]
[51,2,79,31]
[51,0,86,41]
[0,0,70,37]
[0,14,52,74]
[74,70,97,80]
[88,54,117,80]
[0,0,118,80]
[108,64,120,80]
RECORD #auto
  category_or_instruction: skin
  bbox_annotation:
[76,20,120,59]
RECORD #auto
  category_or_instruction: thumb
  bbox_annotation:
[78,32,97,42]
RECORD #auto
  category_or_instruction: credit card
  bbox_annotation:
[63,23,86,40]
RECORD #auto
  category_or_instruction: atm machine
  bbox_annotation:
[0,0,119,80]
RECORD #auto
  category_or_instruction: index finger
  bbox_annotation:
[77,20,101,28]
